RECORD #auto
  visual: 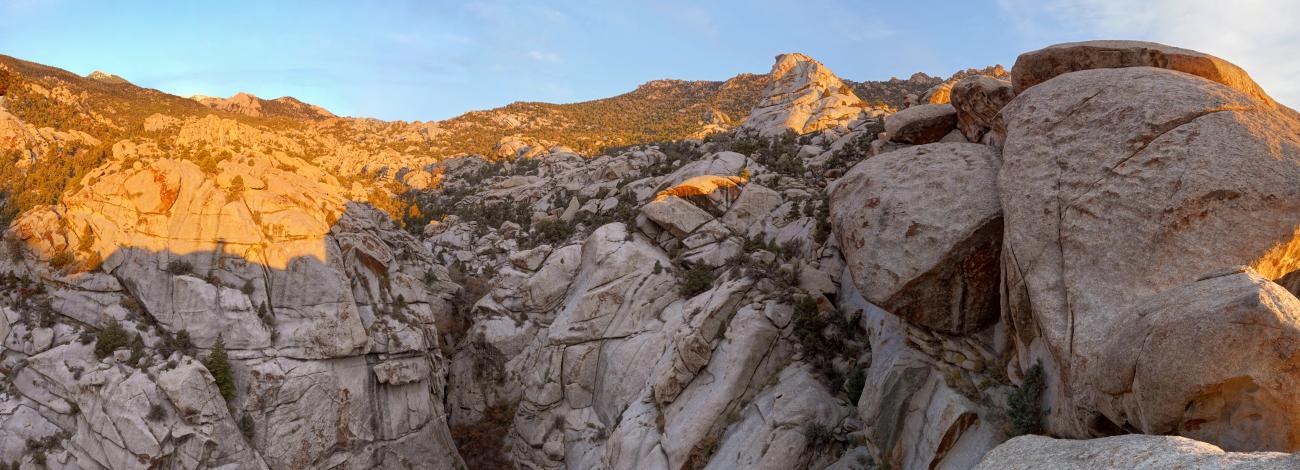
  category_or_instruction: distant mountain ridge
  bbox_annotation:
[0,54,1000,158]
[191,92,336,120]
[0,51,1002,227]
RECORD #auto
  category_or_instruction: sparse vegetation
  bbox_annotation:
[165,259,195,276]
[1006,362,1047,438]
[845,368,866,405]
[531,218,573,246]
[204,333,236,403]
[94,318,132,360]
[449,402,518,470]
[146,403,167,421]
[677,264,713,298]
[240,414,256,441]
[814,197,832,245]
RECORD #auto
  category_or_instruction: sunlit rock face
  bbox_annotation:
[1010,40,1285,110]
[6,145,466,468]
[740,53,880,137]
[14,151,344,271]
[999,48,1300,447]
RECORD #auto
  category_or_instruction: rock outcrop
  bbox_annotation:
[950,76,1013,144]
[1088,268,1300,452]
[741,53,879,137]
[1010,40,1282,109]
[7,40,1300,470]
[884,103,958,144]
[4,142,464,467]
[999,47,1300,445]
[193,92,335,119]
[977,435,1300,470]
[831,143,1002,334]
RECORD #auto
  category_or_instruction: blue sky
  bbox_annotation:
[2,1,1295,121]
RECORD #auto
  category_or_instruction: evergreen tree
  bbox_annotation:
[204,333,236,402]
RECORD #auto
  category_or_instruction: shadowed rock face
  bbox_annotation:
[950,76,1013,144]
[884,103,958,145]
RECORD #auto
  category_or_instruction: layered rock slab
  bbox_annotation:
[950,76,1013,144]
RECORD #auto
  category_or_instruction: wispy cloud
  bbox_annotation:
[528,50,561,63]
[540,7,568,23]
[998,0,1300,106]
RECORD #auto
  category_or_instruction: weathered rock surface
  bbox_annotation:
[1010,40,1283,109]
[976,435,1300,470]
[3,144,465,467]
[999,63,1300,441]
[1087,268,1300,452]
[11,42,1300,470]
[950,76,1013,144]
[884,104,957,144]
[840,270,1005,470]
[741,53,877,137]
[831,143,1002,334]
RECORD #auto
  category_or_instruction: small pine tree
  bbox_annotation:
[204,333,236,403]
[240,414,255,441]
[94,319,132,359]
[1007,362,1047,438]
[814,198,832,244]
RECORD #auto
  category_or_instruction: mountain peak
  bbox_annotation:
[86,70,129,85]
[741,52,880,136]
[769,52,821,78]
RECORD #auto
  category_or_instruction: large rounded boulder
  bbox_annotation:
[830,142,1002,334]
[999,46,1300,445]
[884,103,958,145]
[1088,268,1300,452]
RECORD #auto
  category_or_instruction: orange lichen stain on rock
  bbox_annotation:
[653,174,748,202]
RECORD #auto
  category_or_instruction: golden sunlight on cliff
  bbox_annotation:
[654,173,748,202]
[1251,226,1300,281]
[10,153,351,271]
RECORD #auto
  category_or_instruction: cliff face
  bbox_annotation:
[1,41,1298,470]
